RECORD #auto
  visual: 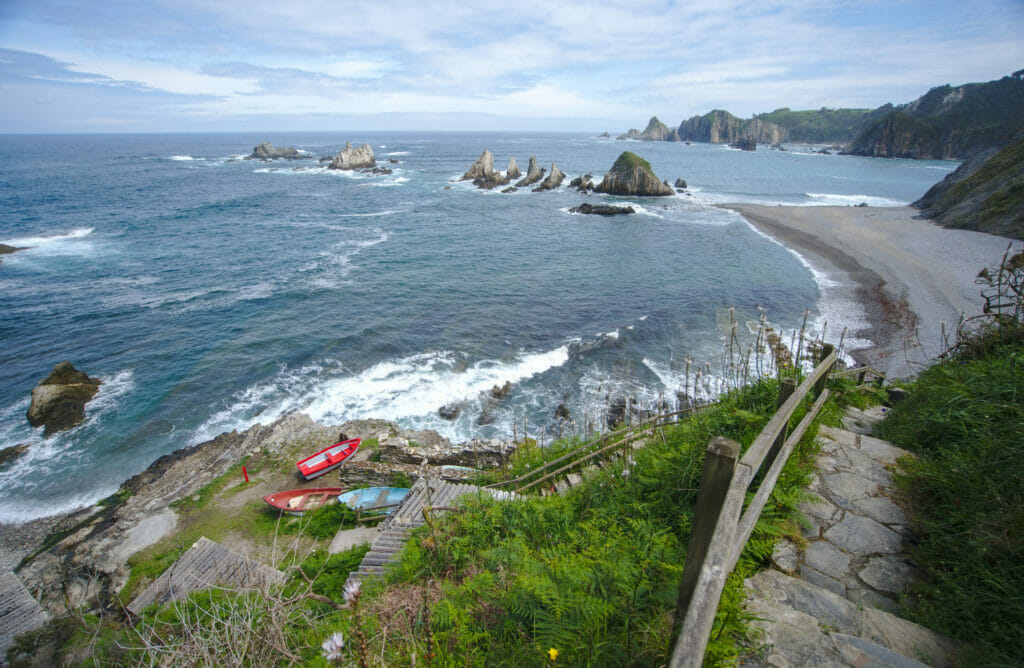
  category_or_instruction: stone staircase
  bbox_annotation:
[344,478,516,587]
[743,407,957,667]
[0,571,49,659]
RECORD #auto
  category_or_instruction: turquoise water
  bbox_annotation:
[0,132,954,521]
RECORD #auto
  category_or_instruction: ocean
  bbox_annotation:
[0,132,955,522]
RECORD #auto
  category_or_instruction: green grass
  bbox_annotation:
[611,151,653,173]
[877,335,1024,664]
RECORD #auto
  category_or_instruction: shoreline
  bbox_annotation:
[722,204,1015,378]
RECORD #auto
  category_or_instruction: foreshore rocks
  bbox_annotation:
[26,362,102,436]
[246,142,303,160]
[533,163,565,191]
[731,136,757,151]
[569,203,635,216]
[328,142,376,170]
[0,243,27,264]
[594,151,674,196]
[569,173,596,192]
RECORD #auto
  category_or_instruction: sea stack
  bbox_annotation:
[246,142,303,160]
[516,155,545,187]
[26,361,102,436]
[594,152,674,196]
[328,142,376,170]
[533,163,566,192]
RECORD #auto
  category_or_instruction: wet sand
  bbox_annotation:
[722,205,1015,378]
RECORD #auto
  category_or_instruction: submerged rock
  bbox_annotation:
[328,142,376,170]
[569,203,635,216]
[533,163,566,191]
[26,362,102,436]
[246,142,303,160]
[594,152,674,197]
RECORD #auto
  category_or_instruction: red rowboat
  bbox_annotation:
[263,487,344,515]
[296,438,360,480]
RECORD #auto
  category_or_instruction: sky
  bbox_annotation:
[0,0,1022,133]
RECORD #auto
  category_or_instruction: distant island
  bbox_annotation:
[619,70,1024,160]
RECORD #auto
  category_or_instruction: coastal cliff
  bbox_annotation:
[676,110,784,145]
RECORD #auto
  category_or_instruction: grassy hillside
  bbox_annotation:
[754,107,875,144]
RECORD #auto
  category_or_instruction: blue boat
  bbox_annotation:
[336,486,410,513]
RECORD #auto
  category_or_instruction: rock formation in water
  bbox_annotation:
[0,243,27,264]
[328,142,376,170]
[620,116,678,141]
[26,362,102,436]
[913,131,1024,239]
[460,149,513,189]
[246,142,303,160]
[569,203,635,215]
[533,163,566,191]
[506,157,522,180]
[569,173,596,193]
[731,136,756,151]
[516,155,546,187]
[594,152,674,196]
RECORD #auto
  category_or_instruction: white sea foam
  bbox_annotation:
[169,155,196,161]
[190,346,570,445]
[805,193,906,207]
[3,227,94,247]
[384,151,410,156]
[643,357,729,404]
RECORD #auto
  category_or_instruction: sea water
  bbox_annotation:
[0,132,954,521]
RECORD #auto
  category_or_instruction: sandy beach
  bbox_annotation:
[722,205,1016,378]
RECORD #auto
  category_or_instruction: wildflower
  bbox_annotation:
[344,579,362,605]
[548,648,559,661]
[321,632,345,661]
[621,468,630,478]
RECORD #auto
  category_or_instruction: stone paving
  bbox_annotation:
[744,406,957,667]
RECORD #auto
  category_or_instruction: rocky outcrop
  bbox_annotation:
[569,203,635,215]
[675,178,688,190]
[0,444,29,467]
[569,173,596,192]
[246,142,303,160]
[26,362,102,436]
[620,116,678,141]
[461,149,512,189]
[506,157,522,180]
[328,142,376,170]
[533,163,565,191]
[0,243,27,264]
[516,156,545,187]
[377,434,514,469]
[677,110,784,145]
[594,152,674,197]
[731,136,756,151]
[913,132,1024,239]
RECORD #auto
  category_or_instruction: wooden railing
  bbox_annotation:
[668,344,836,667]
[831,363,886,389]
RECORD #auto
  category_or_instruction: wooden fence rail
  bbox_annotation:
[669,344,837,667]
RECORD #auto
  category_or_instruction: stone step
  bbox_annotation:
[565,473,582,487]
[0,571,49,659]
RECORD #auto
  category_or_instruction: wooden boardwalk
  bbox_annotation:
[345,478,516,587]
[128,537,286,615]
[0,571,49,658]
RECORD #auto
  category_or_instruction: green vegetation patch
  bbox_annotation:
[611,151,653,173]
[878,336,1024,665]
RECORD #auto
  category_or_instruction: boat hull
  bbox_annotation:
[263,487,345,516]
[296,438,361,480]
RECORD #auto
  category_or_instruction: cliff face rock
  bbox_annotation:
[506,157,522,180]
[594,152,674,196]
[328,142,376,170]
[844,74,1024,159]
[377,433,513,469]
[26,362,102,436]
[247,142,303,160]
[677,110,783,144]
[913,132,1024,239]
[516,155,545,187]
[533,163,566,191]
[621,116,677,141]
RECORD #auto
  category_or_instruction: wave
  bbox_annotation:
[805,193,907,207]
[384,151,410,156]
[169,155,197,161]
[2,227,94,247]
[190,346,571,445]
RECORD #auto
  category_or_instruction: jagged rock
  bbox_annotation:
[438,404,460,420]
[328,142,375,170]
[599,131,611,138]
[506,157,522,180]
[516,156,545,187]
[674,178,688,189]
[462,149,495,181]
[621,116,677,141]
[501,186,518,194]
[377,435,513,468]
[26,362,102,436]
[246,142,303,160]
[731,136,757,151]
[568,203,635,216]
[1,243,28,263]
[594,152,674,197]
[491,381,512,399]
[533,163,565,191]
[0,443,30,467]
[569,173,595,192]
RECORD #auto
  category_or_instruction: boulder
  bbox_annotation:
[594,152,674,197]
[568,203,635,216]
[0,443,29,467]
[731,136,757,151]
[26,362,102,436]
[439,403,461,420]
[675,178,688,189]
[246,142,303,160]
[516,156,545,187]
[491,381,512,399]
[328,142,376,170]
[533,163,566,191]
[506,157,522,180]
[569,173,595,192]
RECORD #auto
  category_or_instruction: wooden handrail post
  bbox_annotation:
[813,344,835,397]
[672,437,740,639]
[763,377,797,475]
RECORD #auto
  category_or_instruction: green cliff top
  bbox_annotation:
[610,151,653,173]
